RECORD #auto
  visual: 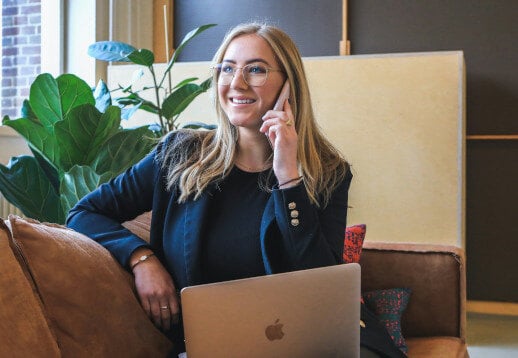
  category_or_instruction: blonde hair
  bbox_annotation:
[161,23,349,207]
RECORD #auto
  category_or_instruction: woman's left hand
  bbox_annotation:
[260,99,299,184]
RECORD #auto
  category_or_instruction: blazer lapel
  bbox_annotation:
[183,189,213,285]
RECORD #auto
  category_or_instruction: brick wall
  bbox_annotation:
[1,0,41,119]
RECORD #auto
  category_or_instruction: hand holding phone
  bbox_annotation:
[265,81,291,149]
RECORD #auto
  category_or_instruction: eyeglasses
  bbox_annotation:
[213,63,284,87]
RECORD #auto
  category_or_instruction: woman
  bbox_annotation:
[67,23,402,357]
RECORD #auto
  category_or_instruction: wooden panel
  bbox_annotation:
[153,0,174,63]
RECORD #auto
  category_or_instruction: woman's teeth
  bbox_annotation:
[232,98,255,104]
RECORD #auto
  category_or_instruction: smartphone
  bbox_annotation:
[266,81,291,149]
[273,81,290,111]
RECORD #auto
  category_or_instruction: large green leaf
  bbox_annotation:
[59,165,112,217]
[93,126,157,176]
[0,156,63,223]
[0,70,160,223]
[85,106,123,162]
[116,93,159,119]
[199,77,213,91]
[25,73,95,131]
[56,74,95,118]
[87,41,136,62]
[127,49,155,67]
[174,77,199,89]
[160,24,216,87]
[29,74,62,130]
[2,116,59,170]
[162,83,205,119]
[31,149,60,191]
[21,99,38,121]
[54,104,121,171]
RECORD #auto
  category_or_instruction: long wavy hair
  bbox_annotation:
[161,23,349,207]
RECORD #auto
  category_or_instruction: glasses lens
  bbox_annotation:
[214,63,269,86]
[243,64,268,86]
[215,64,234,85]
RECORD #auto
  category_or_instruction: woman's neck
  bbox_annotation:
[235,129,272,172]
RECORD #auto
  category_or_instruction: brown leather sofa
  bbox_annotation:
[361,241,468,357]
[1,213,468,357]
[124,212,469,357]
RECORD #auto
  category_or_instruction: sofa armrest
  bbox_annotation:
[360,241,466,341]
[123,211,152,243]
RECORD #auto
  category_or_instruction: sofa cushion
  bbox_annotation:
[6,215,173,357]
[0,219,60,357]
[343,224,366,263]
[363,287,411,354]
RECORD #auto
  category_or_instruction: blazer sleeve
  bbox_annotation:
[66,143,163,269]
[269,169,353,271]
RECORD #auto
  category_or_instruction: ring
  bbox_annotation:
[160,306,169,310]
[285,118,293,126]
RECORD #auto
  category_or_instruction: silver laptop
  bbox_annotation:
[181,263,361,358]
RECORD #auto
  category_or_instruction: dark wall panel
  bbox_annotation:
[466,142,518,302]
[349,0,518,134]
[174,0,342,61]
[348,0,518,302]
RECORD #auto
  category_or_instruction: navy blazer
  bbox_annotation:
[67,132,353,290]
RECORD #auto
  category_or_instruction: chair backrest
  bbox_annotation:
[360,241,466,340]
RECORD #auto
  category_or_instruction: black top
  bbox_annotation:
[202,167,272,283]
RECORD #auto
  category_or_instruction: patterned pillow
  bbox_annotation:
[343,224,366,263]
[363,288,412,354]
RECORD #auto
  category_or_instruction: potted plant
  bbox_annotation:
[0,24,216,224]
[88,23,217,135]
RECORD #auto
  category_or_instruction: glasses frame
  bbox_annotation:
[212,63,284,87]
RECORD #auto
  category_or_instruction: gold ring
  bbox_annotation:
[285,118,293,126]
[160,306,169,310]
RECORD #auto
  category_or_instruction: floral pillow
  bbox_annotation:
[363,287,412,354]
[343,224,366,263]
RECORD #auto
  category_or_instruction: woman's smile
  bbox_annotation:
[218,34,285,129]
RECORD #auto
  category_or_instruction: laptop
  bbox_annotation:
[180,263,361,358]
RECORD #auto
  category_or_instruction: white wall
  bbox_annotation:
[0,127,30,165]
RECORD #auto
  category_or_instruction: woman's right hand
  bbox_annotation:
[130,249,180,331]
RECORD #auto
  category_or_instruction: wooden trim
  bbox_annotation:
[467,300,518,316]
[467,134,518,140]
[339,0,351,55]
[153,0,174,63]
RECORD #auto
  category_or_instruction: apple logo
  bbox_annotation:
[265,318,285,341]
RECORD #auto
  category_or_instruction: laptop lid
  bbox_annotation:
[181,263,361,358]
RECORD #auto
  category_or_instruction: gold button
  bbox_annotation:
[291,218,299,226]
[290,210,299,218]
[360,320,366,328]
[288,202,296,210]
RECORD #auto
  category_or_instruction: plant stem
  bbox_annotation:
[149,65,166,134]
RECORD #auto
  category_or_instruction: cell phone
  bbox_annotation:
[273,81,290,111]
[266,81,291,149]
